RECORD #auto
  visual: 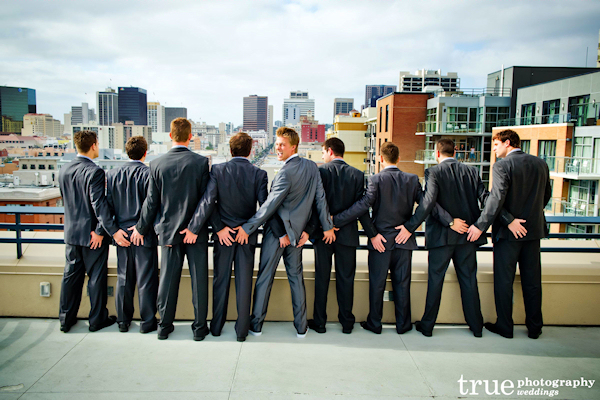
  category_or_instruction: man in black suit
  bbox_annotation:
[183,132,268,342]
[130,118,210,341]
[106,136,158,334]
[58,130,130,333]
[334,142,452,335]
[397,138,491,337]
[304,137,370,334]
[467,129,551,339]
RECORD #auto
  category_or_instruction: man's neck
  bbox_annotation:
[172,141,189,147]
[382,161,396,168]
[331,156,344,162]
[78,152,96,159]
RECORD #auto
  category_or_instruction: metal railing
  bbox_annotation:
[1,206,599,258]
[426,87,512,98]
[541,156,600,176]
[497,113,573,127]
[545,198,596,217]
[415,150,484,163]
[416,121,483,134]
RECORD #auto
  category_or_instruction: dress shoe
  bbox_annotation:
[60,323,72,333]
[528,329,542,339]
[140,324,157,334]
[360,321,381,334]
[308,319,326,334]
[193,333,207,341]
[89,316,116,332]
[469,326,482,338]
[237,336,246,342]
[342,327,353,334]
[157,325,175,340]
[415,321,432,337]
[296,329,308,338]
[248,329,262,336]
[484,322,513,339]
[118,323,130,333]
[397,325,412,334]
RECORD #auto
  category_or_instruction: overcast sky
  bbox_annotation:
[2,0,600,127]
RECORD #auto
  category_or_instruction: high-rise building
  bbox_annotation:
[96,87,118,126]
[399,70,459,93]
[118,87,147,125]
[164,107,187,132]
[267,105,274,141]
[113,121,152,151]
[21,114,63,137]
[0,86,36,133]
[333,98,354,119]
[71,102,95,125]
[283,91,315,126]
[329,110,370,173]
[364,85,396,108]
[243,95,268,132]
[147,102,165,137]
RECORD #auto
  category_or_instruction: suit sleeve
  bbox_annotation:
[136,167,160,236]
[314,171,333,231]
[334,176,377,230]
[403,169,440,232]
[475,161,510,232]
[89,168,118,237]
[188,172,220,235]
[241,170,291,235]
[544,166,552,207]
[100,173,116,236]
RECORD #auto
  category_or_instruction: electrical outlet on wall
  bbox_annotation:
[40,282,51,297]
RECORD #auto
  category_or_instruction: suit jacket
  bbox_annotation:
[241,156,333,246]
[187,157,268,246]
[474,150,551,242]
[403,159,490,248]
[136,147,210,246]
[59,156,118,246]
[106,161,157,248]
[334,166,452,251]
[304,159,370,247]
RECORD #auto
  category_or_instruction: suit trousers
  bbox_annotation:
[251,227,307,334]
[420,243,483,334]
[493,239,543,335]
[59,243,110,328]
[115,245,159,331]
[312,240,356,330]
[366,248,412,333]
[158,242,209,337]
[210,240,256,338]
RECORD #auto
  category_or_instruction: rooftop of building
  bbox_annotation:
[514,69,600,89]
[0,186,61,200]
[487,65,600,75]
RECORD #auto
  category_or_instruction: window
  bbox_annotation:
[568,95,590,127]
[538,140,556,171]
[426,108,437,132]
[39,165,46,170]
[573,137,592,158]
[542,99,561,123]
[22,165,27,170]
[30,164,35,170]
[567,180,596,216]
[49,165,55,170]
[521,140,531,154]
[521,103,536,125]
[385,105,389,132]
[484,106,509,133]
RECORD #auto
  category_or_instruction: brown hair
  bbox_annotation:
[230,132,253,157]
[170,117,191,142]
[436,138,455,157]
[380,142,399,164]
[276,126,299,149]
[74,130,98,153]
[493,129,520,148]
[125,136,148,160]
[323,137,345,157]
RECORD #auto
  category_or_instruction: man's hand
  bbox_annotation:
[90,231,103,250]
[297,231,309,248]
[394,225,412,245]
[215,226,236,246]
[279,235,291,248]
[450,218,469,235]
[466,225,483,242]
[179,228,198,244]
[508,218,527,239]
[234,226,249,245]
[128,226,144,246]
[113,229,131,247]
[323,228,336,245]
[370,233,387,253]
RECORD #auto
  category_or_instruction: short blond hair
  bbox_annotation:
[170,117,191,142]
[276,127,299,148]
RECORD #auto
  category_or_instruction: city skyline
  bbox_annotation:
[2,1,600,127]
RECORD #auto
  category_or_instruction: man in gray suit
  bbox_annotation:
[235,127,336,337]
[130,118,210,341]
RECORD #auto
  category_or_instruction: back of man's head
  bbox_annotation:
[436,138,455,157]
[323,137,345,157]
[74,130,97,154]
[126,136,148,160]
[171,117,191,143]
[380,142,399,164]
[230,132,253,157]
[276,126,299,149]
[493,129,520,148]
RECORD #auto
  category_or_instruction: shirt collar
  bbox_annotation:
[129,160,145,164]
[77,155,93,161]
[232,156,249,161]
[331,158,346,164]
[383,165,399,170]
[285,153,299,164]
[171,145,189,149]
[440,157,455,163]
[508,148,522,156]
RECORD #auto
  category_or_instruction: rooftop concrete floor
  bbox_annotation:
[0,319,599,399]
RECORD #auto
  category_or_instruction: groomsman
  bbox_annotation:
[235,127,336,337]
[58,130,130,333]
[468,129,551,339]
[184,132,268,342]
[130,118,211,341]
[304,137,370,334]
[106,136,158,333]
[334,142,452,334]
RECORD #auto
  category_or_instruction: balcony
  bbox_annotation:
[414,149,487,165]
[545,197,596,217]
[497,113,574,127]
[542,156,600,179]
[416,121,485,136]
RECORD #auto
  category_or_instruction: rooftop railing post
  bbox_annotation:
[15,212,22,259]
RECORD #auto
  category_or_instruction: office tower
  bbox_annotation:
[113,121,152,151]
[243,95,268,132]
[164,107,187,132]
[71,102,95,125]
[399,70,459,93]
[0,86,36,133]
[97,87,118,126]
[283,91,315,126]
[365,85,396,108]
[333,98,354,119]
[268,105,274,141]
[117,87,147,125]
[21,113,63,137]
[147,102,165,136]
